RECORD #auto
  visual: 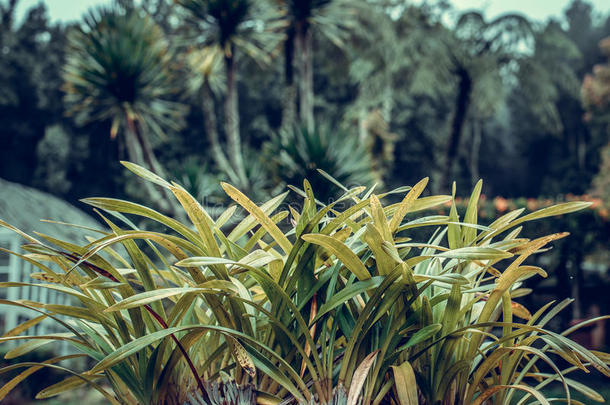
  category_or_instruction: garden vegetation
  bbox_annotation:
[0,163,608,404]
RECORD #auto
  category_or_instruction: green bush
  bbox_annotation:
[0,163,608,405]
[0,348,77,404]
[265,126,374,204]
[424,194,610,328]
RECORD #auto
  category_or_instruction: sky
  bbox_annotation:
[15,0,610,24]
[449,0,607,21]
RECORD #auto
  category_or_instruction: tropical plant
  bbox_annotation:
[172,152,274,213]
[177,0,283,188]
[186,381,256,405]
[0,163,608,405]
[265,125,374,203]
[63,4,187,215]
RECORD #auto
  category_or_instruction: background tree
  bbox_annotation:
[507,20,584,196]
[0,1,67,185]
[503,1,610,197]
[437,11,533,192]
[63,5,187,214]
[184,45,239,183]
[345,1,400,182]
[177,0,282,188]
[276,0,357,132]
[347,2,451,185]
[584,37,610,205]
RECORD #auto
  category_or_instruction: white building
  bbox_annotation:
[0,178,100,354]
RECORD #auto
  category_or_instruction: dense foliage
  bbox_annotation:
[1,0,610,402]
[1,0,609,201]
[0,164,608,404]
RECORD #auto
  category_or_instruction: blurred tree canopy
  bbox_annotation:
[1,0,609,331]
[0,0,609,208]
[585,36,610,206]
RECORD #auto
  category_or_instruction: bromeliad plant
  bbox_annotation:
[0,162,608,405]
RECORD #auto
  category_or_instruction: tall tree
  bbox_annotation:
[507,2,610,197]
[177,0,282,188]
[346,2,450,184]
[185,45,240,183]
[63,5,187,214]
[276,0,356,132]
[0,0,67,185]
[438,11,533,192]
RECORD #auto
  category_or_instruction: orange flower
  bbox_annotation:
[527,198,538,211]
[494,196,508,213]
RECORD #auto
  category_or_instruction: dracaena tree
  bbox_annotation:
[177,0,283,189]
[63,4,186,214]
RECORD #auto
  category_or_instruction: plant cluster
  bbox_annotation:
[0,163,608,405]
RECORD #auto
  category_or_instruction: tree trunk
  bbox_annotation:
[296,23,314,132]
[358,106,368,143]
[124,121,177,216]
[382,82,392,123]
[201,82,238,183]
[470,119,482,188]
[440,68,472,192]
[280,27,297,133]
[224,50,248,186]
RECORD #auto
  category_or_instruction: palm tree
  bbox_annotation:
[177,0,282,188]
[63,5,186,214]
[437,11,533,192]
[276,0,357,132]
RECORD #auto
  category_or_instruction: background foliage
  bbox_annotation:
[1,0,610,401]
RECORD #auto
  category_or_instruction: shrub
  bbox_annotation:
[0,163,608,405]
[426,193,610,327]
[265,126,374,204]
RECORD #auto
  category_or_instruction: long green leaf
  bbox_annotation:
[222,183,292,254]
[391,361,418,405]
[105,283,237,311]
[302,234,371,280]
